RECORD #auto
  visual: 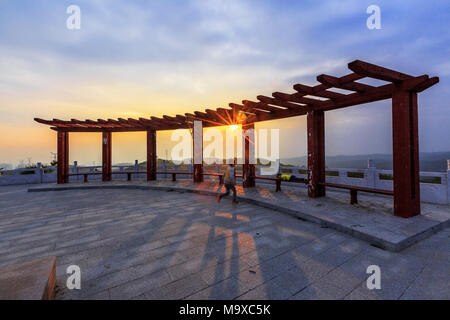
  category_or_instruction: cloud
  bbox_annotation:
[0,0,449,165]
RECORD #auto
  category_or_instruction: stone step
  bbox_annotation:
[0,256,56,300]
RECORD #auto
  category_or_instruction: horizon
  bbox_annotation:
[4,150,450,170]
[1,1,449,166]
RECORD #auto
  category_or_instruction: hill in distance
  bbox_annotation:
[281,151,450,172]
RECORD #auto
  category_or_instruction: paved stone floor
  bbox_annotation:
[0,184,448,300]
[30,180,450,252]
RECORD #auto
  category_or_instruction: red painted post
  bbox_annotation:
[193,121,203,183]
[57,131,69,184]
[102,132,112,182]
[147,130,157,181]
[350,189,358,204]
[64,132,69,183]
[392,88,420,217]
[243,123,255,187]
[307,110,326,198]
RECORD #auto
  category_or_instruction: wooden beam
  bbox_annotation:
[199,110,223,124]
[257,95,309,110]
[51,127,150,132]
[127,118,151,128]
[414,76,439,93]
[190,112,220,126]
[400,75,439,93]
[34,61,439,152]
[138,118,165,130]
[163,115,183,124]
[317,74,374,93]
[243,100,285,112]
[174,115,188,123]
[96,119,122,129]
[293,83,346,99]
[272,92,326,107]
[70,119,101,129]
[205,109,229,125]
[348,60,412,83]
[228,103,244,115]
[216,108,233,124]
[152,118,187,130]
[315,83,395,112]
[400,75,429,91]
[107,119,135,128]
[35,118,54,125]
[192,111,211,120]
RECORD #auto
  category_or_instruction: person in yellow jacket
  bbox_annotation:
[217,164,238,204]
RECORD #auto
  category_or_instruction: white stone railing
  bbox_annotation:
[259,160,449,205]
[1,160,449,205]
[0,163,57,185]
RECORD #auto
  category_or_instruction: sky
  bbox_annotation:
[0,0,449,166]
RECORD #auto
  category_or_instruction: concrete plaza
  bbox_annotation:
[0,183,448,300]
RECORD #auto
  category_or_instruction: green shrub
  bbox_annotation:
[347,172,364,179]
[420,176,441,184]
[379,174,393,180]
[20,170,35,175]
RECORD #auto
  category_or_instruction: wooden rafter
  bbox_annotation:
[34,60,439,132]
[293,83,346,100]
[317,74,374,93]
[348,60,412,83]
[257,95,310,110]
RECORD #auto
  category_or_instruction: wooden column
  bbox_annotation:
[307,110,325,198]
[243,124,255,187]
[57,131,69,184]
[193,120,203,183]
[63,131,69,183]
[147,130,157,181]
[392,88,420,217]
[102,132,112,182]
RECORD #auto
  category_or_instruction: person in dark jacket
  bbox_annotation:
[217,164,238,204]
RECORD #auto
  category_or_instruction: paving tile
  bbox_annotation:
[290,281,349,300]
[144,273,209,300]
[237,280,291,300]
[185,277,249,300]
[109,270,172,300]
[0,183,448,300]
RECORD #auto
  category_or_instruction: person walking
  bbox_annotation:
[217,163,238,204]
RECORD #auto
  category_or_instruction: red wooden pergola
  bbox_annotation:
[35,60,439,218]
